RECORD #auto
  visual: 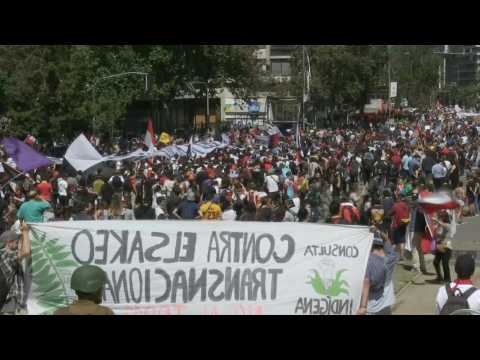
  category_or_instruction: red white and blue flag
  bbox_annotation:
[417,192,458,214]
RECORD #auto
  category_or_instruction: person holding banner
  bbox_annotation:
[17,190,52,223]
[0,222,31,315]
[357,226,399,315]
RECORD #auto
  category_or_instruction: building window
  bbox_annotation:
[271,61,291,76]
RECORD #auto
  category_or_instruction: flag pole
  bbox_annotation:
[1,171,25,190]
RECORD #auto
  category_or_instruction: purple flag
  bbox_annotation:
[1,137,53,172]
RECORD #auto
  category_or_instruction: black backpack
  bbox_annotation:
[111,176,123,190]
[440,285,478,315]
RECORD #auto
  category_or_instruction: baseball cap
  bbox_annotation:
[0,231,20,248]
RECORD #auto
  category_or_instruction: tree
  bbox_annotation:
[290,45,388,123]
[389,45,440,108]
[0,45,261,141]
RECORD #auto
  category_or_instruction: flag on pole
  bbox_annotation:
[145,117,157,150]
[417,192,458,214]
[295,124,304,161]
[304,47,312,103]
[1,138,53,172]
[186,136,193,159]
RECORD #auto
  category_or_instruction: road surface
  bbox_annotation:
[393,215,480,315]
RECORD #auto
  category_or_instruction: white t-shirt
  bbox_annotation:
[57,178,68,197]
[265,175,279,193]
[436,284,480,314]
[222,209,237,221]
[444,160,452,172]
[368,280,396,314]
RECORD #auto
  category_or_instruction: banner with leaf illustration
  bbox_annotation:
[27,221,372,315]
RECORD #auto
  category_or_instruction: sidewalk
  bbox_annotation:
[393,265,480,315]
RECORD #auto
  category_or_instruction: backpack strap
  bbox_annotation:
[461,287,478,299]
[446,284,477,299]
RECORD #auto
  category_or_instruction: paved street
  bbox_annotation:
[393,215,480,315]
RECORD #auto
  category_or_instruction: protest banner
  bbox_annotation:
[27,221,372,315]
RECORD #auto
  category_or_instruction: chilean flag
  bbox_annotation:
[417,192,459,214]
[144,117,157,150]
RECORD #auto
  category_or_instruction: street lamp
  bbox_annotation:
[89,72,149,137]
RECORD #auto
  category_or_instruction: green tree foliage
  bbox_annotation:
[288,45,444,121]
[0,45,260,140]
[389,45,440,108]
[291,45,388,119]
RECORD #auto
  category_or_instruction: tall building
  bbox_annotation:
[256,45,296,82]
[255,45,299,125]
[436,45,480,87]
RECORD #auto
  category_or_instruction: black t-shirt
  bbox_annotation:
[72,213,94,221]
[383,197,395,220]
[422,156,435,173]
[414,208,426,232]
[166,194,181,216]
[134,206,156,220]
[196,172,208,190]
[100,183,114,203]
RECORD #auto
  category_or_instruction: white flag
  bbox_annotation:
[64,134,104,172]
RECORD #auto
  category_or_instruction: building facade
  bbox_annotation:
[123,45,301,136]
[256,45,297,82]
[436,45,480,87]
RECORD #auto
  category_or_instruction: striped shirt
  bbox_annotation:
[0,248,25,312]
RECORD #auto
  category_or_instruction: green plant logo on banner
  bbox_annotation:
[307,269,350,298]
[31,229,78,315]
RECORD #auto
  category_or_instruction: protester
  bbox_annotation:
[0,223,31,315]
[436,254,480,315]
[173,192,200,220]
[36,177,53,202]
[54,265,114,315]
[199,194,222,220]
[431,210,454,284]
[390,193,411,262]
[17,190,52,223]
[2,104,478,315]
[357,225,399,315]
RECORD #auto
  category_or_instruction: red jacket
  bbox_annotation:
[391,201,410,229]
[37,181,53,202]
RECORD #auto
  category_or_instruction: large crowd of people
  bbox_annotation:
[1,105,480,315]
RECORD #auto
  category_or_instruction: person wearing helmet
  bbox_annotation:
[54,265,114,315]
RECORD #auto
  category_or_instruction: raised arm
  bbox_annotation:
[18,222,31,260]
